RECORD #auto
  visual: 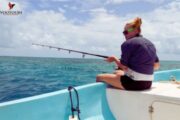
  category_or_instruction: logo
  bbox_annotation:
[8,2,15,10]
[0,2,22,16]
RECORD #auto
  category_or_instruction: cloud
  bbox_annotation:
[0,4,124,55]
[58,7,66,13]
[52,0,70,1]
[17,9,123,55]
[141,1,180,54]
[0,0,180,60]
[106,0,167,4]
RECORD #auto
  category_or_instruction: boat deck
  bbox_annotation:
[142,82,180,100]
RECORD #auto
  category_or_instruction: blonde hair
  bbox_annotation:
[132,17,142,28]
[125,17,142,29]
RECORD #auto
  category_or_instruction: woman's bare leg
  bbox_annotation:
[113,70,125,76]
[96,73,124,89]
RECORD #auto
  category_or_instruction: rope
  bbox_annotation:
[68,86,81,120]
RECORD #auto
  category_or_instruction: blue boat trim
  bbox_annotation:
[0,83,115,120]
[154,69,180,81]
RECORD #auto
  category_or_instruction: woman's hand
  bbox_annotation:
[106,56,117,63]
[154,62,160,70]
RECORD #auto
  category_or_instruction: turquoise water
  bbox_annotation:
[0,56,180,103]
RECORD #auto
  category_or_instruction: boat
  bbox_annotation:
[0,69,179,120]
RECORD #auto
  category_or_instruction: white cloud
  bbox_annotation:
[106,0,167,4]
[47,0,70,2]
[1,0,180,60]
[0,8,125,56]
[141,1,180,54]
[58,7,66,13]
[52,0,70,1]
[82,7,107,14]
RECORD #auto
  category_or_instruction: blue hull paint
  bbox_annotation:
[0,83,115,120]
[154,69,180,81]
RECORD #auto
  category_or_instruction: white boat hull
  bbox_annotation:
[106,82,180,120]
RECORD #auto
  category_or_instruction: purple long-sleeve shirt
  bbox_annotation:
[121,36,159,75]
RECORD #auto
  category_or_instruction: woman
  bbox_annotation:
[96,17,160,90]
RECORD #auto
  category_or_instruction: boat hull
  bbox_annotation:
[0,83,115,120]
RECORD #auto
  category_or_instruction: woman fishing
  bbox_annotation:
[96,17,160,90]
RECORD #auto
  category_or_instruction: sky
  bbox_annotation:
[0,0,180,60]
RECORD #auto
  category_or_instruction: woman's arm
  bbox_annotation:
[106,56,128,71]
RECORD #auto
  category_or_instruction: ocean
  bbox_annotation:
[0,56,180,103]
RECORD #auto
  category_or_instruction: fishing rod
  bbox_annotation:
[32,43,109,58]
